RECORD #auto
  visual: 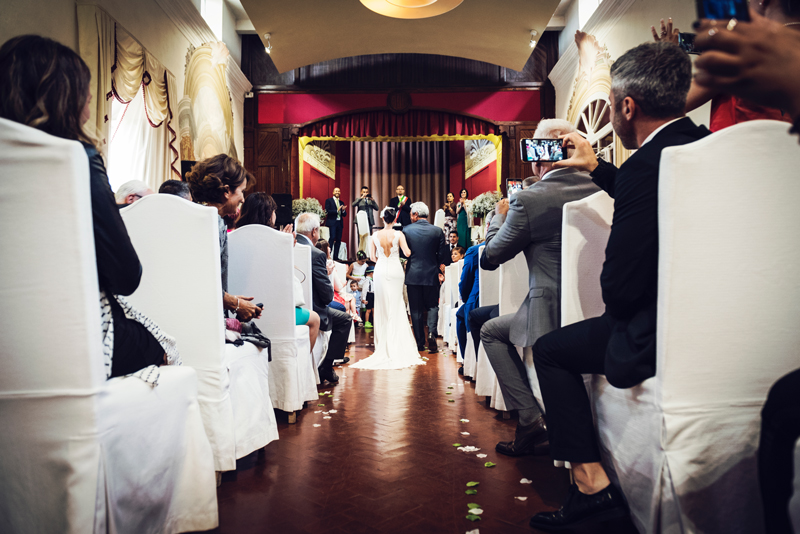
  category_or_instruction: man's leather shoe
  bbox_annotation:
[334,357,350,365]
[458,366,464,375]
[495,417,549,456]
[319,368,339,384]
[427,335,438,353]
[529,483,628,531]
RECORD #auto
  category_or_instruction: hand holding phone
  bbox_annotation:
[520,139,565,162]
[695,0,750,21]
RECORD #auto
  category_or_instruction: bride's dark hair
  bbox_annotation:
[382,207,396,224]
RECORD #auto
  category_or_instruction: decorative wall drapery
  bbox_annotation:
[78,5,180,180]
[349,141,449,253]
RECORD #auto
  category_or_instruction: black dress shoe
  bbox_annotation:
[319,368,339,384]
[427,335,439,353]
[495,417,549,456]
[529,483,628,531]
[458,366,464,375]
[334,357,350,365]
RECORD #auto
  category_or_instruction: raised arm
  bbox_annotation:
[555,132,619,197]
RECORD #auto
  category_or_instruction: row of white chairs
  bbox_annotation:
[439,121,800,533]
[0,119,337,533]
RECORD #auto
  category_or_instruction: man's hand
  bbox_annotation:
[438,273,445,283]
[281,223,294,234]
[694,10,800,119]
[553,133,599,173]
[651,17,680,45]
[235,296,262,322]
[496,198,510,216]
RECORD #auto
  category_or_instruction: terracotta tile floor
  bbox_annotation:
[199,329,639,534]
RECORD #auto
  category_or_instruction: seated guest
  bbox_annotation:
[295,213,352,383]
[478,118,600,463]
[184,155,262,322]
[451,246,465,263]
[0,35,176,377]
[316,239,359,323]
[448,230,459,252]
[235,192,320,353]
[115,179,154,207]
[455,244,480,372]
[527,43,710,529]
[522,176,539,188]
[158,179,192,201]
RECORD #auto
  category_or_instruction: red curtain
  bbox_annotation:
[299,109,498,138]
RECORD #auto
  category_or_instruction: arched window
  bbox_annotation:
[575,95,616,165]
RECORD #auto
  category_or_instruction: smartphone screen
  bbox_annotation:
[678,32,698,55]
[520,139,565,162]
[507,179,523,197]
[696,0,750,21]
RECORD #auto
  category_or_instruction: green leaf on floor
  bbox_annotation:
[484,462,496,468]
[448,399,455,402]
[465,489,478,495]
[318,404,325,407]
[446,392,452,395]
[465,514,481,522]
[318,393,325,396]
[448,386,454,389]
[467,503,481,509]
[466,481,480,487]
[453,443,462,447]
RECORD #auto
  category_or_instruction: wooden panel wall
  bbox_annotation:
[242,32,559,196]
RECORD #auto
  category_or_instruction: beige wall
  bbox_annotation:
[552,0,710,127]
[1,0,192,97]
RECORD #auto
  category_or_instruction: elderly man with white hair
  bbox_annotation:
[295,212,352,384]
[115,179,154,207]
[402,201,452,353]
[477,118,601,458]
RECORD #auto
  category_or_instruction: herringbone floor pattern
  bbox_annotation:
[202,329,638,534]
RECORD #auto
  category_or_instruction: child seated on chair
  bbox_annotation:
[451,246,466,263]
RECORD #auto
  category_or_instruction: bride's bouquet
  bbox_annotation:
[468,190,503,219]
[292,197,325,219]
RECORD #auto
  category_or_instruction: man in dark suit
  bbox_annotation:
[295,212,351,384]
[479,118,601,462]
[388,185,412,228]
[526,42,711,530]
[352,185,379,230]
[402,202,451,352]
[324,187,346,260]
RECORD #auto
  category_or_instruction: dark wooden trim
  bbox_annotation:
[252,83,546,94]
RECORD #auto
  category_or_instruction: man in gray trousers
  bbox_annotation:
[480,119,600,456]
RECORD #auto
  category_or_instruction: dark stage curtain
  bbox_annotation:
[300,109,498,138]
[349,141,449,253]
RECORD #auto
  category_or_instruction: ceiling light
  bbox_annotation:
[360,0,463,19]
[529,30,538,48]
[264,33,272,54]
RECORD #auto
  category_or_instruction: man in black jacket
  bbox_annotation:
[295,212,351,384]
[527,42,711,530]
[324,187,346,260]
[388,185,412,228]
[402,202,451,352]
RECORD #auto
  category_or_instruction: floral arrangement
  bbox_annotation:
[468,190,503,219]
[292,197,325,219]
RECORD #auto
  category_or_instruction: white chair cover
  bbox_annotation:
[228,226,316,412]
[357,211,370,253]
[294,245,324,397]
[433,208,446,229]
[121,195,277,471]
[589,121,800,533]
[0,119,216,533]
[470,246,499,384]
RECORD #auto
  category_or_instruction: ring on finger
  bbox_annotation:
[726,18,738,31]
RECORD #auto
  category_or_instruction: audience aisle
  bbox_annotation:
[201,329,638,534]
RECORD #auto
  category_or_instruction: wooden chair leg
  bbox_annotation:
[288,411,297,424]
[502,411,511,420]
[484,396,491,407]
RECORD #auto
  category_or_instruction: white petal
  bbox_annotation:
[476,454,487,458]
[333,398,339,401]
[328,410,338,413]
[314,411,322,414]
[515,496,528,501]
[466,530,480,534]
[520,478,533,484]
[461,432,470,436]
[322,412,329,415]
[313,424,321,427]
[469,508,484,515]
[323,416,332,419]
[450,383,457,386]
[460,419,470,423]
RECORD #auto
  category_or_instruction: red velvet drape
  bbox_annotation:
[299,109,499,138]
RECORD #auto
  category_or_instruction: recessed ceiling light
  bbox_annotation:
[360,0,463,19]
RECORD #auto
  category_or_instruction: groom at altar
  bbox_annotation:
[403,202,451,353]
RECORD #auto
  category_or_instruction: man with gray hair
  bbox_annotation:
[402,201,451,352]
[115,180,154,207]
[525,42,711,530]
[295,212,351,383]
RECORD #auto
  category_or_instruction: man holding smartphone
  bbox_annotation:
[352,185,379,230]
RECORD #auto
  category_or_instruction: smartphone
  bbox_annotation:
[507,179,523,197]
[678,32,698,55]
[695,0,750,21]
[520,139,565,162]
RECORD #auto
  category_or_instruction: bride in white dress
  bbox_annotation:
[350,207,425,370]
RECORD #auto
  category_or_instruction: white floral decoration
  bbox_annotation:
[468,190,503,218]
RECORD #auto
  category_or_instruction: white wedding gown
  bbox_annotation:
[350,231,425,370]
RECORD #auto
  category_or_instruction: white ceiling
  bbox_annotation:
[236,0,564,73]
